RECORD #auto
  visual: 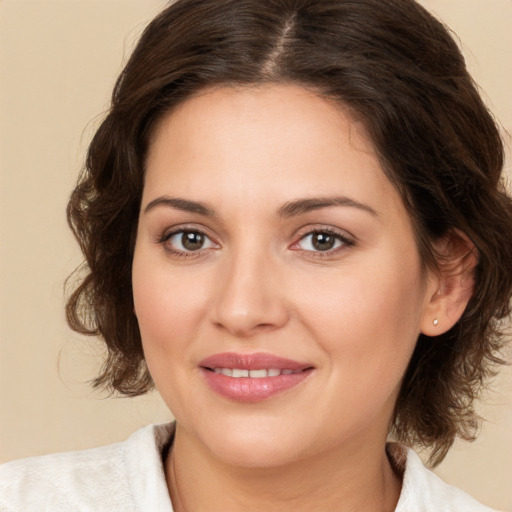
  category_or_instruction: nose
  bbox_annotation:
[211,250,290,338]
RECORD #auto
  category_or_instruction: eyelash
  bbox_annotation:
[157,226,355,259]
[290,228,355,258]
[158,227,217,259]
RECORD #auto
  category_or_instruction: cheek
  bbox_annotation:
[292,252,426,386]
[132,255,213,418]
[132,251,210,365]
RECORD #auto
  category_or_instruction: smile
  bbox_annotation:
[199,353,314,401]
[212,368,303,378]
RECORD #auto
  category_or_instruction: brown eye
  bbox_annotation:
[166,229,215,253]
[181,231,205,251]
[297,230,350,253]
[312,232,336,251]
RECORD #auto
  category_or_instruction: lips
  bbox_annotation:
[199,352,314,402]
[212,368,302,378]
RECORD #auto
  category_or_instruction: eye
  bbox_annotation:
[295,230,352,253]
[164,229,216,253]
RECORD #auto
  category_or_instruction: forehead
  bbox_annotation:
[143,84,403,216]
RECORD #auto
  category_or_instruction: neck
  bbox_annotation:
[165,424,402,512]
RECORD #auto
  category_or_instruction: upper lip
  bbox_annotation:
[199,352,313,371]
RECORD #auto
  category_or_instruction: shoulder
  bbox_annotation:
[0,435,133,511]
[389,443,497,512]
[0,423,175,512]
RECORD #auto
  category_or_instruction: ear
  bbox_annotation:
[420,230,478,337]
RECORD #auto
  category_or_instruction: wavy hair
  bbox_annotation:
[66,0,512,465]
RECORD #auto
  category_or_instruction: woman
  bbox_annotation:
[1,0,511,510]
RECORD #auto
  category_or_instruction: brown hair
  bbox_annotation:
[66,0,512,465]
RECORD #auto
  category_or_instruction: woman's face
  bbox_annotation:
[132,84,437,467]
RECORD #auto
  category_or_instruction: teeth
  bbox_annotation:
[232,369,249,378]
[213,368,301,378]
[249,369,267,378]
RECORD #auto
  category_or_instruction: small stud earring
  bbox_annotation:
[433,318,439,326]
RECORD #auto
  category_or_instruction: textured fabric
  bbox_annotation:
[389,443,496,512]
[0,424,175,512]
[0,423,497,511]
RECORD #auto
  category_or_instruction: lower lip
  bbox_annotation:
[201,368,313,402]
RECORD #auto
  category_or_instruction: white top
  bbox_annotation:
[0,423,497,511]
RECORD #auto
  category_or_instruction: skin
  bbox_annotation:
[132,84,469,511]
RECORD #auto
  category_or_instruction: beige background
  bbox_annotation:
[0,0,511,509]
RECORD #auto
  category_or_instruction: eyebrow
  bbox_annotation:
[144,196,215,216]
[143,195,378,218]
[277,196,378,218]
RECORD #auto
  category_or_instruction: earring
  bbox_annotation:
[433,318,439,326]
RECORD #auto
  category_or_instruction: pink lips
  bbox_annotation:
[199,352,314,402]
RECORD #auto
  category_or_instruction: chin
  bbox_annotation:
[188,413,311,469]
